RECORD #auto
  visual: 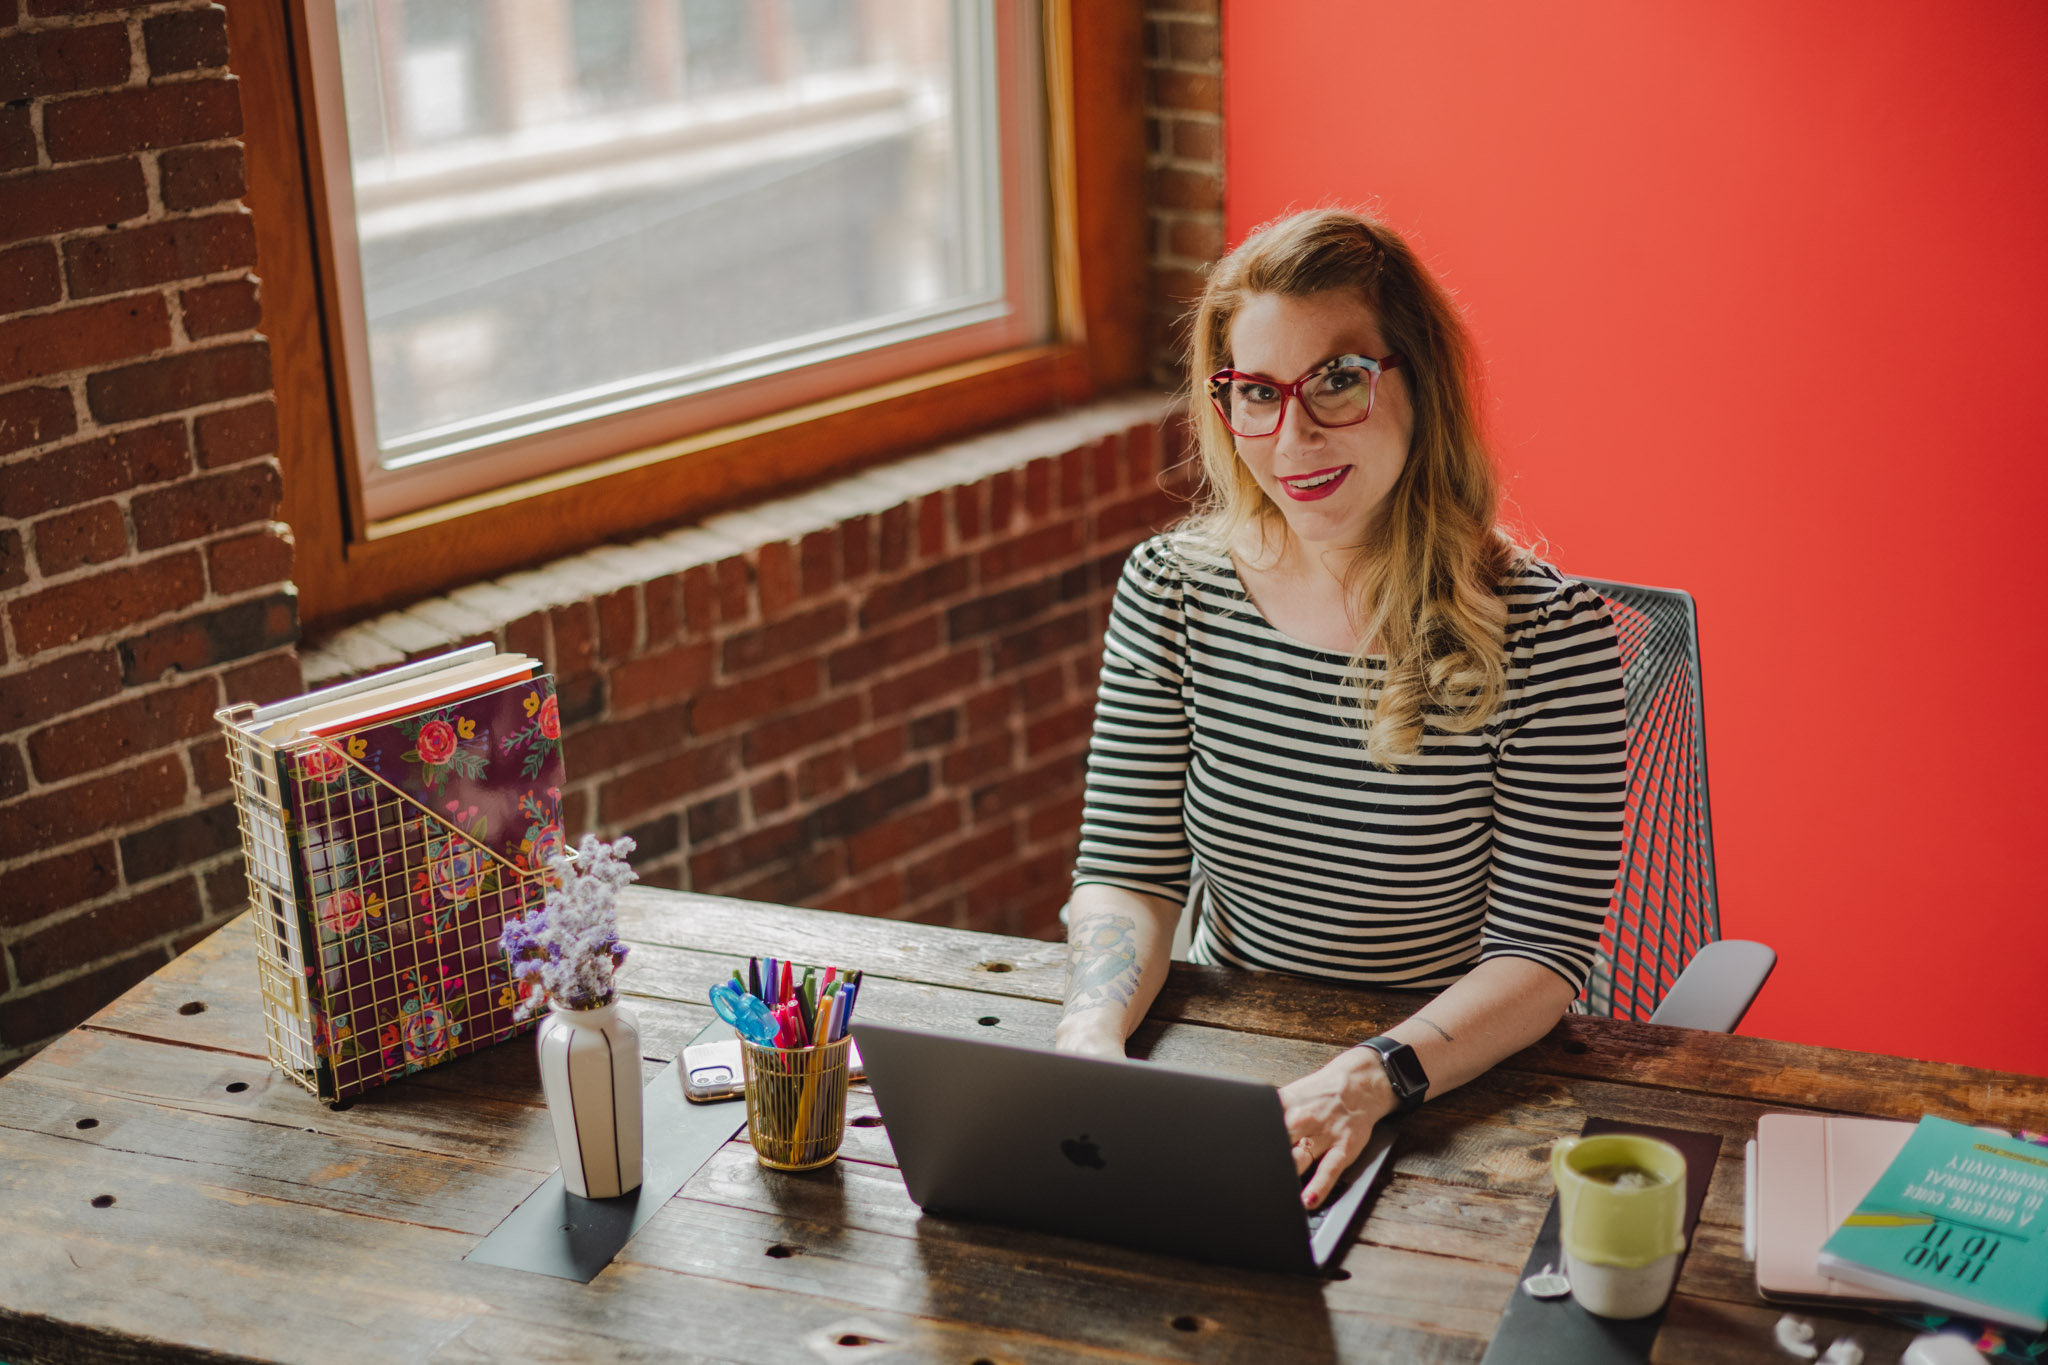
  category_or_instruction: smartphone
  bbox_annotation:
[682,1037,866,1103]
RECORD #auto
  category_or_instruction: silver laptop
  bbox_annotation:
[852,1021,1395,1274]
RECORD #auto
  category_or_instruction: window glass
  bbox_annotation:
[395,0,494,143]
[786,0,863,74]
[323,0,1039,516]
[680,0,762,93]
[572,0,642,103]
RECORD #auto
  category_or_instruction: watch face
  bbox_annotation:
[1385,1047,1428,1096]
[1369,1038,1427,1101]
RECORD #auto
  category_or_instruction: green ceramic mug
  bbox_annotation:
[1549,1134,1688,1318]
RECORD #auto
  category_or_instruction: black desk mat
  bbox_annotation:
[1478,1118,1722,1365]
[466,1019,745,1282]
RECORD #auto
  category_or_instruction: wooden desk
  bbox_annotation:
[3,887,2043,1364]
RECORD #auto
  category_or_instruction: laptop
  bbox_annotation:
[852,1021,1396,1274]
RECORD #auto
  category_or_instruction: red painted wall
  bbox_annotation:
[1224,1,2048,1075]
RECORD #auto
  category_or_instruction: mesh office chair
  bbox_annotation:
[1578,578,1774,1031]
[1166,579,1774,1031]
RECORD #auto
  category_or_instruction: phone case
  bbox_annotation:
[684,1038,865,1102]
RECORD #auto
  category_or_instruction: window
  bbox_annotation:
[309,0,1047,519]
[236,1,1142,624]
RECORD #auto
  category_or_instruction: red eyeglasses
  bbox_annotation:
[1206,353,1404,439]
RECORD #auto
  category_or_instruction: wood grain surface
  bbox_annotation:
[2,889,2039,1364]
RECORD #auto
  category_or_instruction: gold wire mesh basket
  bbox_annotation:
[740,1035,853,1171]
[215,698,556,1104]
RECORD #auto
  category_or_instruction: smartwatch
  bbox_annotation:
[1356,1034,1429,1114]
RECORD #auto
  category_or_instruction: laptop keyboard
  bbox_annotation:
[1302,1160,1368,1235]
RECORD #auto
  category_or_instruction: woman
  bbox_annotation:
[1055,208,1629,1210]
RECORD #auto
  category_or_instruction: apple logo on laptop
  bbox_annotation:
[1061,1133,1106,1169]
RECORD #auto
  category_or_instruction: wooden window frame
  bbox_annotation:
[228,0,1146,631]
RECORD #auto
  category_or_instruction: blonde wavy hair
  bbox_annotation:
[1183,207,1524,767]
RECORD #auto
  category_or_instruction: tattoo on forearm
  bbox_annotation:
[1416,1015,1455,1044]
[1063,913,1142,1017]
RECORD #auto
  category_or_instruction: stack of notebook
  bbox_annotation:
[1750,1113,2048,1341]
[215,644,569,1104]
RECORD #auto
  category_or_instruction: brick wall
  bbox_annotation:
[300,397,1184,937]
[0,2,1230,1075]
[0,0,297,1073]
[1145,0,1224,388]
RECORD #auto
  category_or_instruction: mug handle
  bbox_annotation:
[1551,1136,1581,1226]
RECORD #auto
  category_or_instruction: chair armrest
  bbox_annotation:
[1647,939,1777,1032]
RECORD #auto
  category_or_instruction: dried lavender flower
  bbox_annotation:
[499,833,637,1019]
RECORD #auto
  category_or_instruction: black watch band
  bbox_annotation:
[1356,1034,1429,1114]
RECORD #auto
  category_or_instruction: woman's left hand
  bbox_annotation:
[1278,1047,1398,1209]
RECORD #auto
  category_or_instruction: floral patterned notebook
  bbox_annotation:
[285,673,565,1101]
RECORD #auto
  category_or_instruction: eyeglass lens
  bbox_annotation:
[1217,364,1375,437]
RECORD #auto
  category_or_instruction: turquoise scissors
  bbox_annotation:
[708,980,779,1047]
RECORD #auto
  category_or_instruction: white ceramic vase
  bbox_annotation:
[536,1000,643,1199]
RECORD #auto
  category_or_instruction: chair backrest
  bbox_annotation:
[1576,578,1720,1021]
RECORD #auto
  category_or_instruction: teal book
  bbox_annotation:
[1816,1115,2048,1333]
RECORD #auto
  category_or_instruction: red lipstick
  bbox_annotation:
[1278,465,1351,502]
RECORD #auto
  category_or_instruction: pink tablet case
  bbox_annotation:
[1753,1112,1916,1304]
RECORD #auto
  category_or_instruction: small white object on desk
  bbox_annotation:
[1775,1314,1820,1359]
[1520,1261,1572,1300]
[1817,1336,1862,1365]
[1902,1334,1993,1365]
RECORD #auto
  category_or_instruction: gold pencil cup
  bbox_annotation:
[740,1035,852,1171]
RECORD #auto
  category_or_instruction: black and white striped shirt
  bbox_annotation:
[1072,534,1628,993]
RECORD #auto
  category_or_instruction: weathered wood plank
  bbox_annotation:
[1652,1280,1919,1365]
[1511,1020,2048,1126]
[5,1025,563,1173]
[72,914,272,1057]
[632,1188,1500,1362]
[623,938,1345,1085]
[1155,964,2048,1126]
[617,887,1072,1003]
[677,1104,1826,1354]
[0,1122,1065,1365]
[709,1106,1786,1333]
[668,1143,1515,1346]
[0,1126,1211,1365]
[0,1107,1489,1365]
[427,1306,1187,1365]
[94,904,2048,1129]
[620,889,2048,1121]
[0,1062,550,1234]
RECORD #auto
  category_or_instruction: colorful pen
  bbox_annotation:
[734,953,861,1047]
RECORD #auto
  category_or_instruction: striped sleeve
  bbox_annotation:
[1070,538,1193,905]
[1477,576,1630,990]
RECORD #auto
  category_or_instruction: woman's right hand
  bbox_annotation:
[1052,1010,1126,1059]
